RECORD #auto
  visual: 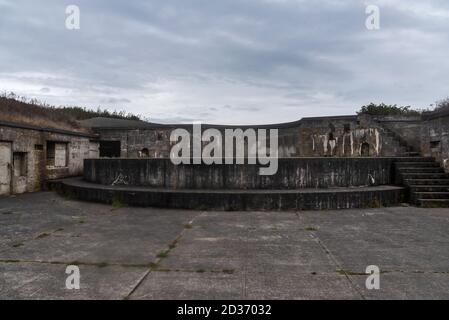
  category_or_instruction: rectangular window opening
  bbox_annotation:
[430,141,440,149]
[46,141,68,167]
[13,152,27,177]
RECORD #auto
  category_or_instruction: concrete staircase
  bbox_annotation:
[380,125,420,157]
[396,159,449,207]
[374,120,449,207]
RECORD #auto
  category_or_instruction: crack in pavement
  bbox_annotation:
[0,259,236,275]
[0,259,157,268]
[295,211,367,300]
[124,210,205,299]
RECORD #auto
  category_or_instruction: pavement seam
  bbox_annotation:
[124,211,204,300]
[243,213,253,299]
[295,211,367,300]
[0,226,76,255]
[0,259,155,268]
[2,259,445,276]
[308,232,367,300]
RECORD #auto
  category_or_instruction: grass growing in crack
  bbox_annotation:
[361,198,383,209]
[0,259,21,263]
[68,261,110,268]
[97,262,110,268]
[336,269,369,276]
[422,202,449,208]
[222,269,234,274]
[157,250,170,258]
[305,227,318,231]
[184,223,193,229]
[61,189,76,201]
[36,232,50,239]
[111,198,123,210]
[196,269,206,273]
[168,240,178,250]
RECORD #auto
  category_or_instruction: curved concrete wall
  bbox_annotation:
[83,158,404,189]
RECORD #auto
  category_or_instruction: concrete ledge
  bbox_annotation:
[50,178,405,211]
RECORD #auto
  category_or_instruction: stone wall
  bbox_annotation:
[96,125,301,158]
[297,115,408,157]
[87,112,449,172]
[362,115,423,153]
[93,116,393,158]
[97,128,173,158]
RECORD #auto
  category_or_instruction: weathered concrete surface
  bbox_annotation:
[1,192,449,299]
[84,157,428,189]
[52,177,405,211]
[87,114,410,158]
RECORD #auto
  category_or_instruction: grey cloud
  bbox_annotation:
[0,0,448,124]
[101,97,132,105]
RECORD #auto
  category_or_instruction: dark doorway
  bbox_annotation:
[99,141,121,158]
[140,148,150,158]
[361,142,370,157]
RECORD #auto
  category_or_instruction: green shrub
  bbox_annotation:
[358,103,422,116]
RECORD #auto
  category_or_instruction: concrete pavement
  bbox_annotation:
[1,192,449,299]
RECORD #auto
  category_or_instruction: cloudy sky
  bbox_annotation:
[0,0,448,124]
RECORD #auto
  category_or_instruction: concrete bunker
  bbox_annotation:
[0,121,99,196]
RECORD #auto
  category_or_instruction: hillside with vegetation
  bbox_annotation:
[0,92,142,133]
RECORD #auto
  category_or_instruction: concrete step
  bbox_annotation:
[52,177,406,211]
[405,179,449,185]
[419,199,449,208]
[395,157,435,162]
[398,167,445,173]
[403,152,421,156]
[410,185,449,192]
[413,192,449,199]
[396,162,440,168]
[401,173,449,179]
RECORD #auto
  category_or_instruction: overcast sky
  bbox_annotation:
[0,0,448,124]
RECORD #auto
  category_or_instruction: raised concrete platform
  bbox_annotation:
[84,157,433,190]
[49,178,405,210]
